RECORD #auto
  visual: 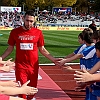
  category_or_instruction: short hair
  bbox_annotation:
[95,41,100,51]
[82,28,93,33]
[24,10,35,17]
[82,28,93,44]
[92,30,100,41]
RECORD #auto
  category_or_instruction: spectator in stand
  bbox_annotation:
[12,15,22,28]
[89,20,97,32]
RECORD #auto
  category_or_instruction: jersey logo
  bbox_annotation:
[20,43,33,50]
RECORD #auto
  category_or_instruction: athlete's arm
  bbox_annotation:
[57,54,83,67]
[0,45,14,60]
[39,46,61,63]
[0,81,38,95]
[88,61,100,74]
[63,66,82,71]
[0,81,18,87]
[74,69,100,83]
[64,53,75,59]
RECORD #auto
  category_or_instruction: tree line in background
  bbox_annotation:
[0,0,100,13]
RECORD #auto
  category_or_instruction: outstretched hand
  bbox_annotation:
[0,58,15,67]
[62,66,74,71]
[55,58,67,68]
[6,58,15,66]
[74,68,92,83]
[21,80,38,95]
[1,64,14,72]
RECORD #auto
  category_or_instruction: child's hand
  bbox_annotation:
[63,66,75,71]
[21,80,38,95]
[1,64,14,72]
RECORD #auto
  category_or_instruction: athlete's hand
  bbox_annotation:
[53,58,63,65]
[6,58,15,66]
[62,66,74,71]
[74,69,93,83]
[0,58,15,67]
[55,58,67,68]
[21,80,38,95]
[1,64,14,72]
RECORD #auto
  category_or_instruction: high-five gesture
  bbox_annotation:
[21,80,38,95]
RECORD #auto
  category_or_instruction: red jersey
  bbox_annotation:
[8,27,44,70]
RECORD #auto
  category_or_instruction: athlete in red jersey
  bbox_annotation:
[0,10,60,100]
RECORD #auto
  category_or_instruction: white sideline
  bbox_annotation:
[39,63,80,66]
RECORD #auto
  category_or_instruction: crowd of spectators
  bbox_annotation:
[37,11,100,27]
[0,11,100,28]
[0,11,23,28]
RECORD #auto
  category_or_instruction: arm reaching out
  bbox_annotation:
[63,66,82,71]
[88,61,100,74]
[0,45,14,60]
[0,64,14,72]
[39,46,62,64]
[56,54,83,67]
[0,80,19,87]
[74,69,94,83]
[0,80,38,95]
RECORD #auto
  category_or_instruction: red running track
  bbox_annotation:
[36,67,71,100]
[39,64,85,100]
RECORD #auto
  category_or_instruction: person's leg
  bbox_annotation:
[27,70,38,100]
[15,68,28,99]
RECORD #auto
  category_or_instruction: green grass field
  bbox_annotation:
[0,30,81,64]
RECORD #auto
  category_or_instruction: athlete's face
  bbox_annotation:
[92,39,97,44]
[96,49,100,58]
[23,15,35,30]
[78,36,84,44]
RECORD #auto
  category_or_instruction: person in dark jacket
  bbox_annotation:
[89,20,97,32]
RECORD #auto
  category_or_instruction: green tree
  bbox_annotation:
[25,0,36,9]
[74,0,88,13]
[1,0,9,6]
[50,0,77,7]
[8,0,18,6]
[1,0,18,6]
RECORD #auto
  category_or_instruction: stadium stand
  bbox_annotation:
[0,11,100,28]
